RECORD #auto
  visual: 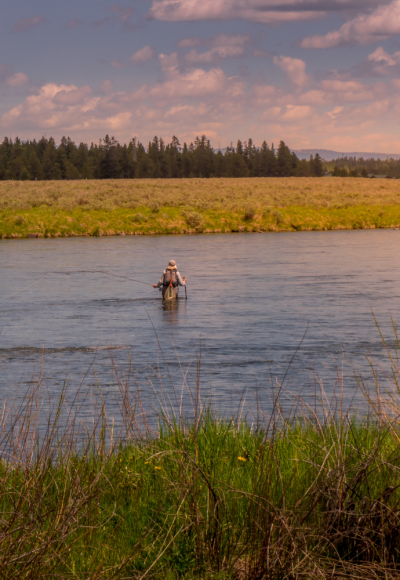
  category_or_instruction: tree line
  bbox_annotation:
[0,135,326,180]
[327,156,400,178]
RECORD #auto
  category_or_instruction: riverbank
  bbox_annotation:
[2,380,400,579]
[1,177,400,238]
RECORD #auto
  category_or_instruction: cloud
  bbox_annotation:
[130,46,155,63]
[108,6,135,22]
[5,73,29,87]
[158,52,179,71]
[178,37,202,47]
[4,52,400,154]
[111,60,126,69]
[135,67,230,99]
[368,46,400,66]
[181,34,250,62]
[301,0,400,48]
[12,15,46,33]
[184,46,245,63]
[63,19,81,30]
[273,56,309,86]
[148,0,385,23]
[253,48,269,57]
[52,86,92,106]
[1,83,101,131]
[148,0,323,23]
[327,106,344,119]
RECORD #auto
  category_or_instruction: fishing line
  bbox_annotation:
[58,269,153,286]
[0,264,61,302]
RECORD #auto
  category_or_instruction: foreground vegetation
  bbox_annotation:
[1,177,400,238]
[3,338,400,579]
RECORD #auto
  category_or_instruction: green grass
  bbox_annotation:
[3,381,400,579]
[1,177,400,238]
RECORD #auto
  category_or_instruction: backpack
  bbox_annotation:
[163,269,178,287]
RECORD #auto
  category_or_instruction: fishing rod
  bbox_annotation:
[66,269,153,286]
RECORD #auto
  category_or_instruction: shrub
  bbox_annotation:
[243,207,256,221]
[131,213,148,224]
[272,210,283,224]
[182,210,204,229]
[14,215,26,226]
[149,200,160,213]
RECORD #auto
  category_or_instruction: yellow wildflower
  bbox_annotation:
[238,456,247,462]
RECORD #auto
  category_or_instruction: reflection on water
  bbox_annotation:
[161,297,186,326]
[1,230,400,421]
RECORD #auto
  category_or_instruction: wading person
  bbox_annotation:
[153,260,186,300]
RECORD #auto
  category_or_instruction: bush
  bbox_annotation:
[182,210,203,229]
[243,207,256,221]
[149,200,160,213]
[131,213,148,224]
[272,210,283,224]
[14,215,26,226]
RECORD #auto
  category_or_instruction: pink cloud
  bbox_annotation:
[135,67,230,99]
[12,15,46,33]
[5,73,29,87]
[178,37,202,48]
[185,46,245,63]
[111,60,126,69]
[130,46,155,63]
[180,34,250,62]
[4,60,400,153]
[301,0,400,48]
[158,52,179,71]
[148,0,323,23]
[368,46,400,66]
[52,86,92,106]
[273,56,309,86]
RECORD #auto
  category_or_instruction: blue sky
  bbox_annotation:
[2,0,400,152]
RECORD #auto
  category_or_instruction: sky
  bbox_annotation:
[2,0,400,152]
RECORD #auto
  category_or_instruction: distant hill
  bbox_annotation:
[291,149,400,161]
[215,147,400,161]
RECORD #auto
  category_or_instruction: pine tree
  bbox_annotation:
[313,153,324,177]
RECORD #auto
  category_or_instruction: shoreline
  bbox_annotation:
[2,205,400,239]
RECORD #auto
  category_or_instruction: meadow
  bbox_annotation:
[1,177,400,238]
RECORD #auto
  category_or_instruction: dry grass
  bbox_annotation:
[1,177,400,238]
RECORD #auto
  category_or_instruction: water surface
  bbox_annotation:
[1,230,400,421]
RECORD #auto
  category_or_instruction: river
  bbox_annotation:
[1,230,400,425]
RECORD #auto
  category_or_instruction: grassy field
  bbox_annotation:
[1,177,400,238]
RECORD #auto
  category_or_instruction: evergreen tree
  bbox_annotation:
[313,153,324,177]
[277,141,297,177]
[0,132,356,181]
[100,135,121,178]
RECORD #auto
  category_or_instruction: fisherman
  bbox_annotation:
[153,260,186,299]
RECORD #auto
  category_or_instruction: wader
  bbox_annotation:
[162,269,179,300]
[162,285,179,300]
